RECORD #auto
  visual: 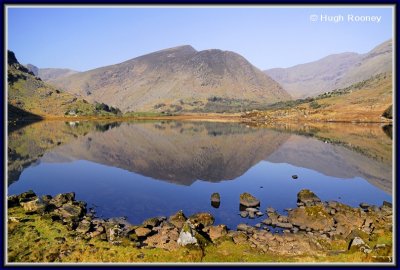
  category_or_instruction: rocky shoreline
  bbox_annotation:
[7,189,393,263]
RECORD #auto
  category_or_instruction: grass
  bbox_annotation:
[7,205,393,263]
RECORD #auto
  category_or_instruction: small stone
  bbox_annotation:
[266,207,275,213]
[255,223,262,228]
[240,211,248,218]
[299,225,307,231]
[276,222,293,229]
[330,209,336,215]
[292,175,298,179]
[246,207,258,213]
[262,218,272,225]
[277,216,288,223]
[256,211,264,217]
[292,227,299,233]
[248,211,255,219]
[55,237,66,244]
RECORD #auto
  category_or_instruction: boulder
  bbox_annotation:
[20,199,43,213]
[41,195,53,204]
[288,205,334,231]
[208,225,227,241]
[56,203,84,220]
[240,193,260,207]
[7,195,19,208]
[177,222,197,246]
[50,192,75,207]
[297,189,321,206]
[76,220,92,234]
[188,212,214,228]
[135,227,152,238]
[262,218,272,225]
[17,190,37,203]
[142,217,163,229]
[211,193,220,203]
[169,210,187,229]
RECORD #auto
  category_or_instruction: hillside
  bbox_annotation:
[26,64,80,81]
[50,45,291,113]
[265,39,392,98]
[7,51,116,119]
[242,73,392,123]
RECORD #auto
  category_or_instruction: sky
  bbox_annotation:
[7,6,393,71]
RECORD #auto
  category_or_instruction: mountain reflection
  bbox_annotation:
[8,120,392,193]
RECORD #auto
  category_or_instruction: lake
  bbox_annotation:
[8,120,392,230]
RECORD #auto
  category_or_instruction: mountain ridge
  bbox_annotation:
[50,45,291,112]
[265,39,392,98]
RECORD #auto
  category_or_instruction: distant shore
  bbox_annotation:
[8,112,393,124]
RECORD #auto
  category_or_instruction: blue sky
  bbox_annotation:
[8,6,393,71]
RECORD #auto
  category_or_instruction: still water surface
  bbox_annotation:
[8,120,392,229]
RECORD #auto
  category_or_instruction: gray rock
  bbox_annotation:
[177,222,197,246]
[255,223,262,228]
[349,237,366,249]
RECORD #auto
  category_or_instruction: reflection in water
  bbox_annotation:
[382,124,392,139]
[40,121,290,185]
[7,120,393,227]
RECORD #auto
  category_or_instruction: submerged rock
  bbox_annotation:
[240,192,260,207]
[292,175,298,179]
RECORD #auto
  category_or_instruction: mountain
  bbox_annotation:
[242,72,392,123]
[26,64,80,81]
[7,50,114,119]
[265,39,392,98]
[50,45,291,113]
